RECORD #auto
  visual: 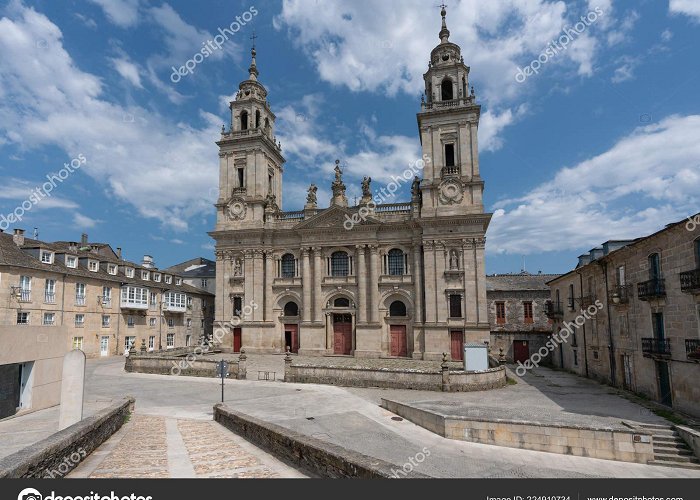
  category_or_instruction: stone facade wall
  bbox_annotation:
[0,397,134,478]
[125,349,245,379]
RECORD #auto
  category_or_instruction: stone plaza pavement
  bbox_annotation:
[70,355,700,478]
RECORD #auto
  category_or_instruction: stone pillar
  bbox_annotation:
[238,349,247,380]
[356,245,367,324]
[264,251,274,321]
[368,245,379,323]
[215,251,225,324]
[313,247,323,322]
[284,348,293,382]
[412,243,423,323]
[59,349,86,430]
[301,247,311,322]
[463,239,477,322]
[475,238,488,326]
[441,353,450,392]
[243,250,254,317]
[423,241,437,323]
[253,250,264,322]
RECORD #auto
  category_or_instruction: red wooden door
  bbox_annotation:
[285,324,299,353]
[233,328,242,353]
[390,325,408,357]
[333,315,352,355]
[450,331,464,361]
[513,340,529,364]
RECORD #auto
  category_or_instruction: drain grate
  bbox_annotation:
[391,416,404,421]
[306,417,315,420]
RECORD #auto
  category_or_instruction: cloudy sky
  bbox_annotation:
[0,0,698,273]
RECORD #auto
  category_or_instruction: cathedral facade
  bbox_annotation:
[210,9,492,360]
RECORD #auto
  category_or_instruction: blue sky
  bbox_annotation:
[0,0,698,274]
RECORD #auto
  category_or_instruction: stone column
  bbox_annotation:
[301,248,311,322]
[412,242,423,324]
[475,237,488,326]
[463,239,477,322]
[215,251,225,324]
[264,251,274,321]
[313,247,323,322]
[253,250,264,322]
[243,250,254,317]
[435,241,448,321]
[356,245,367,324]
[423,241,437,323]
[59,349,86,430]
[368,245,379,323]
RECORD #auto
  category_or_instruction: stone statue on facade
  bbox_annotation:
[306,184,318,207]
[449,249,459,270]
[411,176,421,198]
[360,176,372,205]
[330,160,348,207]
[233,258,242,277]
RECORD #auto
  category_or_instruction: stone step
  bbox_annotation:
[653,453,699,464]
[640,423,675,430]
[649,460,700,470]
[652,435,685,444]
[654,444,694,455]
[648,429,678,437]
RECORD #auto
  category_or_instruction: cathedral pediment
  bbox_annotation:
[293,205,381,231]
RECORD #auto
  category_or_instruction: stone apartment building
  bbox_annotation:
[210,9,492,360]
[163,257,216,295]
[486,272,559,364]
[0,229,215,417]
[547,216,700,417]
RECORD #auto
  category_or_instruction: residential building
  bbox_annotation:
[210,9,492,360]
[547,217,700,416]
[163,257,216,295]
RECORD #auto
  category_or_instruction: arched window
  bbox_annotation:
[255,110,261,128]
[648,253,661,280]
[281,254,295,278]
[240,111,248,130]
[389,300,407,317]
[264,117,270,129]
[331,251,349,277]
[387,249,405,276]
[441,77,453,101]
[695,238,700,267]
[334,297,350,308]
[283,301,299,317]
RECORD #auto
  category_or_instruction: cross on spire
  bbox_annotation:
[250,30,258,50]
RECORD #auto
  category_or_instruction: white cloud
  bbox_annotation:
[669,0,700,21]
[87,0,140,28]
[73,212,101,228]
[0,177,80,210]
[110,57,143,88]
[488,114,700,255]
[0,3,221,231]
[611,55,639,83]
[74,13,97,30]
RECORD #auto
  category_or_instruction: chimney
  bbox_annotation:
[142,255,155,269]
[13,228,25,246]
[116,247,122,259]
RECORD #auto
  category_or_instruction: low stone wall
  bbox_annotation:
[284,360,506,392]
[676,425,700,460]
[214,404,430,478]
[0,397,134,478]
[382,399,655,464]
[125,349,245,379]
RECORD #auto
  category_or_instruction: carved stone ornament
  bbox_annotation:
[438,179,464,205]
[227,197,247,220]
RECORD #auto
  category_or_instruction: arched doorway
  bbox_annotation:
[283,301,300,353]
[389,300,408,357]
[329,296,354,355]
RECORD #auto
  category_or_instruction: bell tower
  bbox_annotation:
[215,42,285,230]
[417,6,483,218]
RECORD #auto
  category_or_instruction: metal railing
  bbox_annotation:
[637,279,665,300]
[44,292,56,304]
[19,290,31,302]
[642,337,671,356]
[686,339,700,360]
[608,284,631,305]
[75,295,86,306]
[545,300,564,318]
[441,166,460,177]
[680,269,700,293]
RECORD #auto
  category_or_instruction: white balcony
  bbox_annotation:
[120,300,149,311]
[163,304,187,314]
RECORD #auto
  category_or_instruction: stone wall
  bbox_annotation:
[676,425,700,460]
[381,399,655,464]
[284,360,506,392]
[0,397,134,478]
[125,349,245,379]
[213,404,430,478]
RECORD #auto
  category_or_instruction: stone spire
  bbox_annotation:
[248,31,259,81]
[439,4,450,44]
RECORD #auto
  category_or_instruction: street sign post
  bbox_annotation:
[215,360,229,403]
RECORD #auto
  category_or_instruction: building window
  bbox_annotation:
[125,268,134,278]
[593,350,599,360]
[441,77,453,101]
[102,315,110,328]
[148,336,155,351]
[43,313,55,326]
[233,296,243,317]
[108,264,117,275]
[149,317,157,327]
[201,319,205,329]
[19,275,31,302]
[568,284,575,310]
[573,349,578,366]
[444,143,455,167]
[695,238,700,267]
[389,300,407,317]
[121,286,148,307]
[40,250,54,264]
[88,260,98,272]
[648,253,661,280]
[186,335,192,347]
[523,302,533,324]
[652,312,665,339]
[153,273,161,282]
[72,336,84,350]
[102,286,112,307]
[165,275,172,284]
[75,283,86,306]
[201,279,208,288]
[281,253,296,278]
[75,314,85,328]
[127,316,135,328]
[175,278,182,285]
[166,333,175,348]
[237,168,245,188]
[334,297,350,308]
[66,256,77,268]
[124,336,136,350]
[142,271,149,280]
[496,302,506,324]
[284,301,299,317]
[449,294,463,318]
[187,318,192,328]
[164,292,186,310]
[17,312,29,325]
[330,251,350,277]
[187,296,193,307]
[45,279,56,304]
[150,292,157,309]
[616,265,626,285]
[240,110,248,131]
[167,318,175,328]
[387,249,405,276]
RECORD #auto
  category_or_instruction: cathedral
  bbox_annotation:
[210,8,492,360]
